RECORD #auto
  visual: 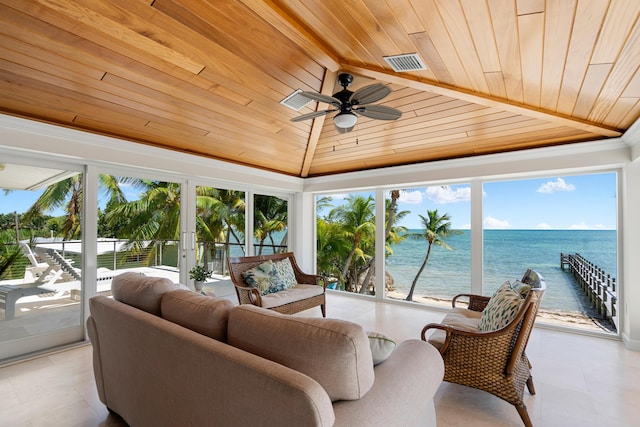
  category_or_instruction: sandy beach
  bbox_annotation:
[386,291,615,333]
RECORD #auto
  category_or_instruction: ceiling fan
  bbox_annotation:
[291,73,402,133]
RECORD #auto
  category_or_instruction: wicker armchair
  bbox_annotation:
[228,252,327,317]
[421,270,546,427]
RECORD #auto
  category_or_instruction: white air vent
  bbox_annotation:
[280,89,312,111]
[383,53,427,72]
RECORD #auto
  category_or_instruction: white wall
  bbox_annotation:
[622,159,640,350]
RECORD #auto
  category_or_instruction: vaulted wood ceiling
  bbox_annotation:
[1,0,638,177]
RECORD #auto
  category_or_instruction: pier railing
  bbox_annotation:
[561,253,617,324]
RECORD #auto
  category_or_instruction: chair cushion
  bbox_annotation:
[241,260,288,295]
[227,305,374,401]
[160,289,233,342]
[478,281,524,331]
[259,284,324,309]
[427,307,482,350]
[111,272,179,315]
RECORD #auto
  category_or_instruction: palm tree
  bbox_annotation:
[329,195,375,292]
[358,190,409,294]
[196,188,245,266]
[406,209,460,301]
[254,195,287,255]
[25,174,128,240]
[106,181,181,244]
[316,218,351,289]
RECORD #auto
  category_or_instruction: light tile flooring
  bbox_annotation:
[1,292,639,427]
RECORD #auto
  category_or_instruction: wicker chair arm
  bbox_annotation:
[422,322,516,357]
[295,272,328,289]
[451,293,490,311]
[234,283,263,306]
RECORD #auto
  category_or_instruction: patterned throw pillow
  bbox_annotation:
[511,280,531,297]
[478,281,524,332]
[241,260,287,295]
[273,258,297,289]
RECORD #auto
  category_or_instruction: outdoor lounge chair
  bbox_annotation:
[19,242,49,282]
[421,269,546,427]
[0,283,55,319]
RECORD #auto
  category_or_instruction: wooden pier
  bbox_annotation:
[561,253,617,324]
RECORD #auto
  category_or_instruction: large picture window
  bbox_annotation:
[384,185,471,305]
[483,173,618,334]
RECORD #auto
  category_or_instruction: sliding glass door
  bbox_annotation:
[0,161,84,362]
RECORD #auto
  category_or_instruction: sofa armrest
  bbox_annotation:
[332,340,444,427]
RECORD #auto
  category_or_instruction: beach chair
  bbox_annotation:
[19,242,49,282]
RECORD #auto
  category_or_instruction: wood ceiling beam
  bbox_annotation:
[300,70,337,177]
[238,0,341,72]
[342,64,623,138]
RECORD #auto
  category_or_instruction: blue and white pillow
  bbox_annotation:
[242,260,287,295]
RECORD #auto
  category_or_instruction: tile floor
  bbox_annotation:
[1,292,639,427]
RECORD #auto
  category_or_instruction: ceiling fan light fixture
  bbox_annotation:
[334,112,358,129]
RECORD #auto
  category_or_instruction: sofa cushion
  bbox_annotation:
[227,305,375,401]
[478,281,524,331]
[259,284,324,309]
[160,289,233,342]
[367,332,396,365]
[241,260,288,295]
[111,272,179,315]
[427,307,482,350]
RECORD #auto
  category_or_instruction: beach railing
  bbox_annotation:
[560,253,617,323]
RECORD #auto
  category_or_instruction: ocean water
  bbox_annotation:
[386,229,617,312]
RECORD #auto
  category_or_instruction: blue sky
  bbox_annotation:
[318,172,617,230]
[2,173,617,230]
[0,182,142,216]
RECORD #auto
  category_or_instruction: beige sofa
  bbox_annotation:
[87,273,444,427]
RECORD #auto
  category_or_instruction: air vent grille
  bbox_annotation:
[383,53,427,72]
[280,89,312,111]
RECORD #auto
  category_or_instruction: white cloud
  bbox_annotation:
[398,190,423,204]
[459,223,471,229]
[536,222,552,230]
[426,185,471,204]
[536,177,576,194]
[569,222,612,230]
[484,216,510,229]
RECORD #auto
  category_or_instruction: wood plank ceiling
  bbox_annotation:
[0,0,638,177]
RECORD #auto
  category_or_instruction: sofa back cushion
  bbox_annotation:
[161,289,233,342]
[227,305,374,401]
[111,272,179,315]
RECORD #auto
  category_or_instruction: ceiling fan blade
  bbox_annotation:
[299,91,341,105]
[290,109,335,122]
[355,105,402,120]
[350,83,392,105]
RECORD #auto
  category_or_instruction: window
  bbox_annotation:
[384,185,471,304]
[483,173,618,334]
